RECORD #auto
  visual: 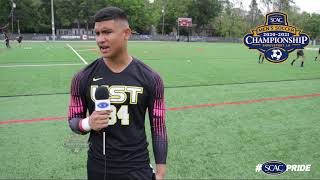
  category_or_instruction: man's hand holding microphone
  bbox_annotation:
[89,110,112,131]
[80,86,112,132]
[91,86,112,131]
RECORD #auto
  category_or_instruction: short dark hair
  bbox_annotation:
[94,6,128,22]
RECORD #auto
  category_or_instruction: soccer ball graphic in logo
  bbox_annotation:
[271,49,282,60]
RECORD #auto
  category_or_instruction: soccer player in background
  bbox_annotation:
[4,32,10,48]
[68,7,167,180]
[315,48,320,61]
[291,49,305,67]
[258,52,264,64]
[16,34,23,47]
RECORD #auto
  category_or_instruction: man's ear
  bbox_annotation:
[124,27,131,40]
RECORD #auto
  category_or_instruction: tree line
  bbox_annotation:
[0,0,319,39]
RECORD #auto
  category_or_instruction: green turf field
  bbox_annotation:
[0,41,319,179]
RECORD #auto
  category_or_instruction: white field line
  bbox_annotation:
[305,47,319,51]
[66,43,88,64]
[0,63,83,68]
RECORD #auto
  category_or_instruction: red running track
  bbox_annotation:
[1,93,320,125]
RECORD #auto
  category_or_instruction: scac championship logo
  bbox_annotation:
[244,12,309,63]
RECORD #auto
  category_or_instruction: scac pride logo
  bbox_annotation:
[244,12,309,63]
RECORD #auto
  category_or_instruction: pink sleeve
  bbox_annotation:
[68,72,88,134]
[148,74,168,164]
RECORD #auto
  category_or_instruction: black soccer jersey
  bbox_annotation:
[4,35,9,43]
[68,58,167,174]
[17,36,22,43]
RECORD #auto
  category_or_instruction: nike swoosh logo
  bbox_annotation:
[93,77,103,81]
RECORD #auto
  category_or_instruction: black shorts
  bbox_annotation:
[87,157,155,180]
[297,50,304,57]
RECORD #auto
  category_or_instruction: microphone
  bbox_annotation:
[95,86,111,111]
[94,86,110,156]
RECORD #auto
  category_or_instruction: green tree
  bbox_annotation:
[0,0,41,33]
[105,0,154,34]
[14,0,39,33]
[260,0,294,13]
[34,0,50,33]
[187,0,222,33]
[0,0,11,31]
[213,0,248,38]
[154,0,191,34]
[55,0,85,30]
[307,13,320,39]
[274,0,294,13]
[298,13,320,40]
[248,0,263,27]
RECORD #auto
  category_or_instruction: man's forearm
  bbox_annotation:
[68,117,90,135]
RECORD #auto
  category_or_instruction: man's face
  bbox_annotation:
[94,20,131,59]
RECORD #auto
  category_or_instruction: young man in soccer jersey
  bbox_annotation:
[291,49,305,67]
[315,48,320,61]
[258,52,264,64]
[68,7,167,180]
